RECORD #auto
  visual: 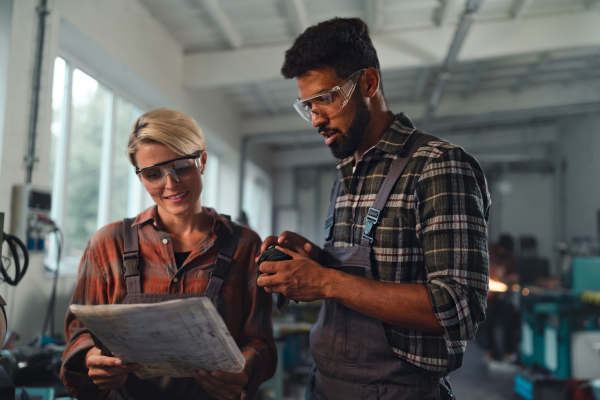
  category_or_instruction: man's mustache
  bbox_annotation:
[318,125,342,135]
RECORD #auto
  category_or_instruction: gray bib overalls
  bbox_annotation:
[106,217,242,400]
[308,134,454,400]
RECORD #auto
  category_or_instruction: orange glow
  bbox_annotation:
[489,279,508,292]
[522,288,530,296]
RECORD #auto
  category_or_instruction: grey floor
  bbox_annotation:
[450,343,516,400]
[282,343,517,400]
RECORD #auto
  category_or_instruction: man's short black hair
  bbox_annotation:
[281,18,384,95]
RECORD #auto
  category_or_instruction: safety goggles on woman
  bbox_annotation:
[293,68,367,122]
[135,151,202,190]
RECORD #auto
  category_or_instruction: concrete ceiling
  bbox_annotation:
[140,0,599,53]
[138,0,600,167]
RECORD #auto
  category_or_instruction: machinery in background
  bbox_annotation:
[515,257,600,400]
[1,211,8,348]
[0,345,65,387]
[0,295,14,400]
[0,211,16,400]
[10,184,52,252]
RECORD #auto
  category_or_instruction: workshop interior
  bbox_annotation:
[1,0,600,399]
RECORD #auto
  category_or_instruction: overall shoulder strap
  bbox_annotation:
[205,218,243,307]
[361,134,440,246]
[324,174,342,243]
[122,218,142,295]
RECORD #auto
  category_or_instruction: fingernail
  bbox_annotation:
[114,360,122,366]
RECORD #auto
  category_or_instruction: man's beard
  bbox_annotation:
[322,95,371,160]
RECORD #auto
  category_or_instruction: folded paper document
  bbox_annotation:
[70,297,245,379]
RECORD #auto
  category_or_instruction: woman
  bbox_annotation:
[60,109,276,400]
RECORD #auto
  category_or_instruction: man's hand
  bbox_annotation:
[256,247,334,302]
[257,232,323,264]
[192,361,253,400]
[85,347,140,390]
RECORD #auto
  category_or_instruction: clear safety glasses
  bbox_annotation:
[135,151,202,190]
[293,69,367,122]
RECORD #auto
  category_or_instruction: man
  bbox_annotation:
[257,18,490,400]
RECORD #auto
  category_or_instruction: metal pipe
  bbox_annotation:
[421,0,484,129]
[25,0,49,183]
[237,136,248,222]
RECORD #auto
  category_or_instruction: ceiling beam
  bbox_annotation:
[365,0,385,32]
[462,62,488,97]
[200,0,243,49]
[510,0,534,19]
[273,146,333,168]
[585,0,600,9]
[434,0,459,27]
[283,0,310,36]
[412,67,432,101]
[241,77,600,135]
[269,128,558,168]
[254,83,278,115]
[184,11,600,88]
[514,52,551,90]
[422,0,484,127]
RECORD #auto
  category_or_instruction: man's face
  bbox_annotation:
[296,68,371,159]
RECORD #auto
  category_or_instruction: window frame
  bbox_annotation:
[46,50,150,275]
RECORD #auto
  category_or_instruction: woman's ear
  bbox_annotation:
[200,151,207,175]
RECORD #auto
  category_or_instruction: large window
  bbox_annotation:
[243,162,273,240]
[49,56,221,274]
[49,57,144,273]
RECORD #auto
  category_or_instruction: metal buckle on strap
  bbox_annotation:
[362,207,381,244]
[324,215,334,240]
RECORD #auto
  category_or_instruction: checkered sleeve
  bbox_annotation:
[415,146,490,342]
[60,235,110,400]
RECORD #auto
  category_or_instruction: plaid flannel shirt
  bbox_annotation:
[330,113,491,373]
[61,206,276,399]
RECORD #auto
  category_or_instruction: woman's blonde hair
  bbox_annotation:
[127,108,206,166]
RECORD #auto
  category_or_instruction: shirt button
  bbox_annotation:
[173,277,179,283]
[163,238,168,244]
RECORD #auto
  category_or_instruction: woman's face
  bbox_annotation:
[135,142,207,218]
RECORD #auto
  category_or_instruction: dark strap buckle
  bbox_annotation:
[122,256,140,277]
[362,207,381,244]
[324,215,334,240]
[210,253,233,279]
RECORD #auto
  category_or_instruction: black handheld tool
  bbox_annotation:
[90,334,129,400]
[257,247,297,312]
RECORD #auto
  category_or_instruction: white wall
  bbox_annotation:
[489,172,556,270]
[0,0,248,344]
[272,166,337,246]
[0,0,13,177]
[558,113,600,245]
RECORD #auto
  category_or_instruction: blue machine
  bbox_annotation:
[515,258,600,400]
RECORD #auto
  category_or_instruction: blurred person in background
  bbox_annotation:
[484,234,520,362]
[61,108,276,400]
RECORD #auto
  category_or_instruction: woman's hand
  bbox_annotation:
[192,361,253,400]
[85,347,141,390]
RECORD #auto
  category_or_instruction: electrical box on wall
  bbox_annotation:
[10,184,52,252]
